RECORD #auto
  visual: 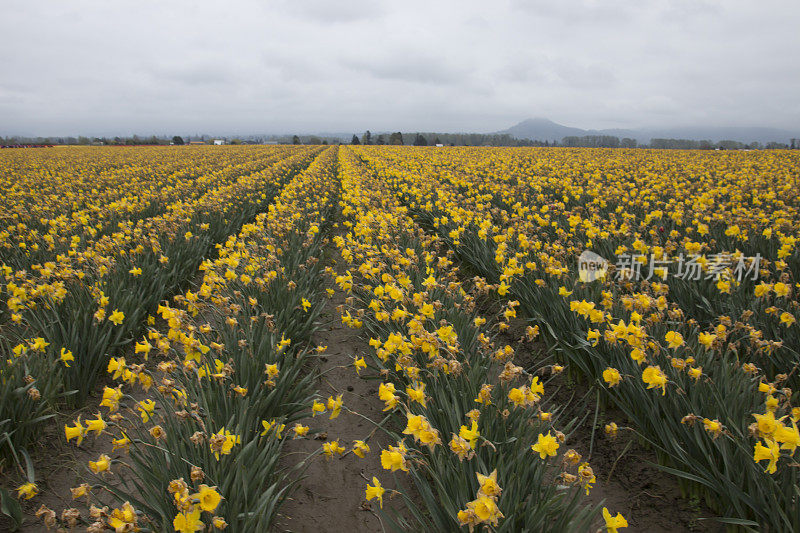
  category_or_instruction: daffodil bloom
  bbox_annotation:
[322,440,346,459]
[754,438,780,474]
[134,340,152,358]
[449,434,474,461]
[108,502,138,531]
[406,382,426,406]
[260,419,285,438]
[419,302,435,318]
[65,418,86,445]
[277,335,291,352]
[210,428,240,459]
[754,282,772,297]
[476,469,501,500]
[774,282,790,298]
[602,507,628,532]
[60,347,74,367]
[665,330,684,349]
[137,399,156,423]
[173,507,203,533]
[89,454,111,474]
[109,309,124,325]
[194,484,222,512]
[292,424,309,439]
[365,477,385,508]
[642,366,668,395]
[474,383,493,405]
[354,356,367,375]
[602,367,622,387]
[85,413,106,436]
[775,422,800,453]
[353,439,370,458]
[378,382,399,411]
[698,332,716,349]
[312,400,326,417]
[531,432,559,459]
[688,366,702,381]
[107,356,126,379]
[380,446,408,472]
[264,363,279,379]
[17,482,38,500]
[563,449,582,465]
[149,425,165,440]
[100,385,124,412]
[67,485,91,505]
[508,386,531,408]
[467,495,504,526]
[112,433,132,453]
[753,411,779,436]
[703,418,723,438]
[459,420,480,449]
[327,394,343,419]
[578,462,596,494]
[29,337,49,352]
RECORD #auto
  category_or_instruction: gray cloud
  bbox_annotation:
[1,0,798,136]
[274,0,386,24]
[341,52,469,84]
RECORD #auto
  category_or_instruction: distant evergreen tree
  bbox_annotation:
[361,130,372,145]
[389,132,404,145]
[172,136,184,145]
[292,135,301,145]
[351,135,360,145]
[413,134,428,146]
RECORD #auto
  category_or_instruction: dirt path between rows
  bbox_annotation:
[274,264,412,532]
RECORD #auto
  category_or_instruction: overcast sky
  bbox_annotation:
[2,0,798,136]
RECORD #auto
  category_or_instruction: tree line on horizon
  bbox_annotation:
[2,132,798,150]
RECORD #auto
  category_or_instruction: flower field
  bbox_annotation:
[1,145,798,532]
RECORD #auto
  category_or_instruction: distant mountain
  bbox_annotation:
[499,119,799,145]
[502,118,587,141]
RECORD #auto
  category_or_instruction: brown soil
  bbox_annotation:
[274,279,414,532]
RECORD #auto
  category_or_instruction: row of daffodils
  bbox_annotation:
[40,146,340,531]
[350,145,800,531]
[332,147,621,531]
[0,146,292,272]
